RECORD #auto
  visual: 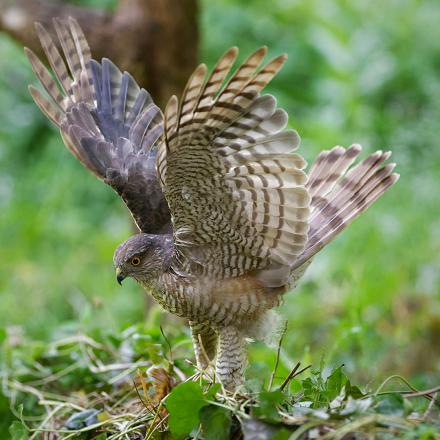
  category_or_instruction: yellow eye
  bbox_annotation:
[130,256,141,266]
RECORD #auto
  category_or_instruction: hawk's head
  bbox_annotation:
[113,233,172,285]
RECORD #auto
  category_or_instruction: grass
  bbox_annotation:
[2,323,439,439]
[1,0,440,437]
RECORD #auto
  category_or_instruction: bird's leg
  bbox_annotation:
[189,322,218,371]
[216,326,247,391]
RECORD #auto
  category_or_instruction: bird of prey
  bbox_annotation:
[26,18,399,390]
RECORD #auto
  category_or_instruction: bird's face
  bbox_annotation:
[113,233,168,285]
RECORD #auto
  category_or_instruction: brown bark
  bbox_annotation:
[0,0,199,107]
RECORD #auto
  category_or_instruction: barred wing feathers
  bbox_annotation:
[157,48,310,280]
[26,18,170,233]
[291,144,399,271]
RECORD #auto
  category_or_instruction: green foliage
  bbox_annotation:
[0,0,438,391]
[252,390,285,422]
[8,422,28,440]
[1,0,440,437]
[164,382,220,439]
[302,365,364,407]
[199,406,232,440]
[2,327,438,438]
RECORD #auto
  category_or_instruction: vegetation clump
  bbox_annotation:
[3,324,439,439]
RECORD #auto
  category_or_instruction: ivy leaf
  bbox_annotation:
[253,390,285,422]
[302,377,317,402]
[164,381,208,439]
[346,383,364,399]
[9,421,28,440]
[199,405,231,440]
[375,393,405,416]
[326,366,348,401]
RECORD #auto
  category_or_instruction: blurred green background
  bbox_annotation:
[1,0,439,417]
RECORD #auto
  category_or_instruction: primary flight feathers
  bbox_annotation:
[26,17,170,233]
[26,18,398,285]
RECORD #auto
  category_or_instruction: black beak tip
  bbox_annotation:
[117,274,125,286]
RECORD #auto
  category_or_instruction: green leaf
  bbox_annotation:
[253,390,285,422]
[199,405,231,440]
[326,366,348,401]
[375,393,405,416]
[346,383,364,399]
[9,421,28,440]
[205,383,221,400]
[270,428,291,440]
[164,382,207,439]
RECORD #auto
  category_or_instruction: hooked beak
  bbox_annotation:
[116,267,126,286]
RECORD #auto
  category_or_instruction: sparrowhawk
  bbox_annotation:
[26,18,399,390]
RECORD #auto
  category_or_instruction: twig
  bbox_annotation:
[197,333,212,370]
[371,375,439,402]
[423,392,438,420]
[160,325,173,363]
[374,375,419,396]
[279,363,311,391]
[132,377,150,411]
[404,385,440,398]
[268,320,288,390]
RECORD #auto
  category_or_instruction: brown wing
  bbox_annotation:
[291,144,399,270]
[157,48,310,281]
[26,17,170,233]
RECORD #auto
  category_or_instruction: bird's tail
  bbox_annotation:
[291,144,399,270]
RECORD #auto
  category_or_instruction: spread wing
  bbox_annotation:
[157,48,310,280]
[25,17,170,233]
[291,144,399,271]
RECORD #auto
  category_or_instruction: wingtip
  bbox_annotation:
[391,172,400,183]
[197,63,208,75]
[250,46,268,60]
[221,46,239,63]
[28,84,39,95]
[331,145,345,154]
[23,46,32,58]
[350,143,363,152]
[34,21,45,35]
[383,162,397,175]
[67,16,78,26]
[383,150,392,160]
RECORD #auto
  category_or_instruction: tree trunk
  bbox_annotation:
[0,0,199,107]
